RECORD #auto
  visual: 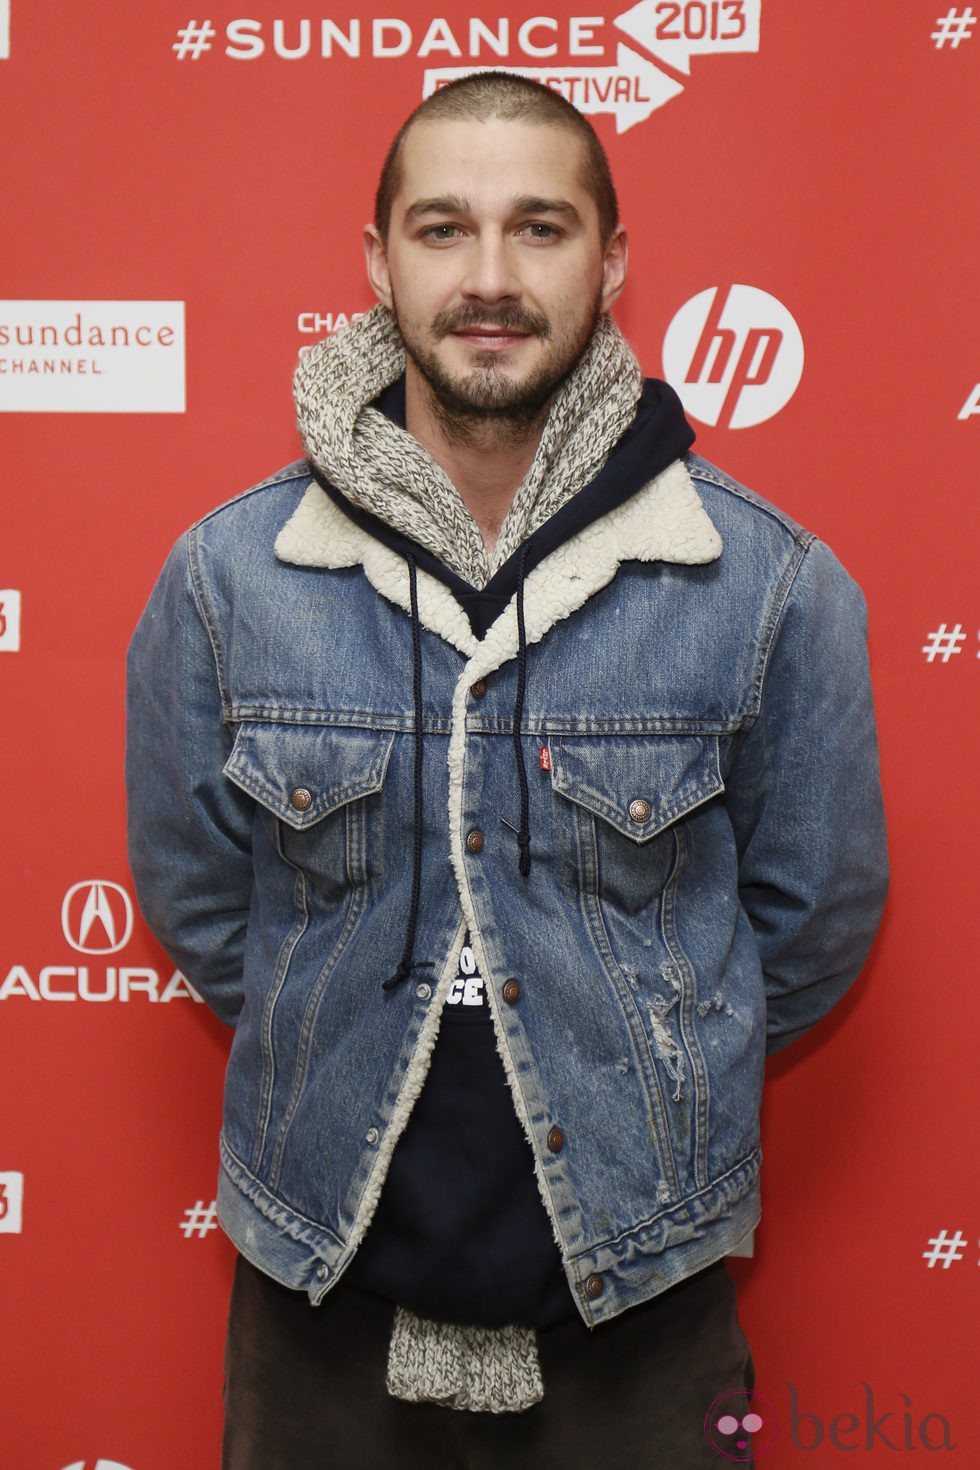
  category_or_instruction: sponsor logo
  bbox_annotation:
[0,301,185,413]
[62,881,134,955]
[61,1462,136,1470]
[0,0,9,60]
[0,882,202,1004]
[0,589,21,651]
[958,382,980,420]
[0,1171,24,1233]
[0,966,201,1003]
[172,4,762,132]
[297,309,366,357]
[662,284,804,428]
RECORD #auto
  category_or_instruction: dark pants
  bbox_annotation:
[223,1255,754,1469]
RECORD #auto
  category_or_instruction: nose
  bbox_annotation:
[460,232,520,303]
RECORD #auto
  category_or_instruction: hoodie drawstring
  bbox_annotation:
[384,546,532,991]
[383,555,434,992]
[512,544,532,878]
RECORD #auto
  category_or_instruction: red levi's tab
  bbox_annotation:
[539,745,552,772]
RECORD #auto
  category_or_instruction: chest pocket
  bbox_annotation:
[549,734,724,914]
[224,722,395,899]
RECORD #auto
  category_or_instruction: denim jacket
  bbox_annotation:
[125,451,888,1325]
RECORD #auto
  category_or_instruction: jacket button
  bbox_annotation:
[585,1273,604,1299]
[290,787,313,811]
[466,829,485,854]
[502,979,521,1004]
[470,679,488,698]
[628,798,652,823]
[547,1126,564,1153]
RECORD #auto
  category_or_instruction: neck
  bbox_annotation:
[405,370,546,551]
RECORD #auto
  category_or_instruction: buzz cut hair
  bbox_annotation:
[374,71,620,244]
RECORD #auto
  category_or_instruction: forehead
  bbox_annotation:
[394,115,595,220]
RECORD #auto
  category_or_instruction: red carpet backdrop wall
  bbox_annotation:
[2,2,977,1465]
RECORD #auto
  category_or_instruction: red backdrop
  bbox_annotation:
[2,2,978,1465]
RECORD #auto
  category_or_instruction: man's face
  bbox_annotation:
[364,116,627,429]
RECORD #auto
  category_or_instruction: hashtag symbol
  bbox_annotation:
[922,623,966,662]
[931,8,977,47]
[922,1229,967,1267]
[180,1199,219,1238]
[173,20,216,59]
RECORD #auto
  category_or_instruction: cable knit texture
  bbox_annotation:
[386,1308,544,1413]
[293,304,643,587]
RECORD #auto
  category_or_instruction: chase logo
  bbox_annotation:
[61,881,135,956]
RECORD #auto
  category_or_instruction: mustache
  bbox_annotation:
[431,304,551,340]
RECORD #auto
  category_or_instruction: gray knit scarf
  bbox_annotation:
[293,306,641,1411]
[294,304,642,585]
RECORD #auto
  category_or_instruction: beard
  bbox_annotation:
[392,291,603,442]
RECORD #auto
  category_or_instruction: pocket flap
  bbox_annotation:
[550,735,723,842]
[224,722,394,830]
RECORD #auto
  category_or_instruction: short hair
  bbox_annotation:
[374,72,619,244]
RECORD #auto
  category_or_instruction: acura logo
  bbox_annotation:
[61,881,134,955]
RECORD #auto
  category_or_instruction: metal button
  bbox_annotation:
[470,679,488,698]
[365,1127,379,1146]
[547,1126,564,1153]
[585,1273,604,1299]
[466,829,485,854]
[316,1264,330,1281]
[415,982,432,1001]
[628,798,652,823]
[502,979,521,1005]
[290,787,313,811]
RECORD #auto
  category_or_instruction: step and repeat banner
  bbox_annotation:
[2,2,977,1465]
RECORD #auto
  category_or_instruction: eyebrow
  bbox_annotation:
[404,194,582,222]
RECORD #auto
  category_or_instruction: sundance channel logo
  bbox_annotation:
[0,301,185,413]
[172,1,761,133]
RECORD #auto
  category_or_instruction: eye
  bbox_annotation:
[518,221,560,240]
[420,224,464,243]
[742,1413,764,1433]
[716,1415,739,1434]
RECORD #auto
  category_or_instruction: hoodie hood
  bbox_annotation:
[293,304,646,589]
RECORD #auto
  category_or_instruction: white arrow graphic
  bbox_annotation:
[614,0,761,76]
[423,46,684,134]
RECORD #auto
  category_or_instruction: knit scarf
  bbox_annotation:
[294,304,643,583]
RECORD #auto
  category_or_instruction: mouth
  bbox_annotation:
[450,326,533,350]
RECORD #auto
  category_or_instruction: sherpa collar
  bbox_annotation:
[274,457,722,667]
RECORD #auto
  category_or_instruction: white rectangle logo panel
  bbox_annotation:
[0,1172,24,1232]
[0,1,9,61]
[0,590,21,651]
[0,301,185,413]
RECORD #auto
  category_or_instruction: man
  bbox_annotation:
[126,73,888,1468]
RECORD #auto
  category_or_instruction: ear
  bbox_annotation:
[600,227,628,313]
[363,224,393,309]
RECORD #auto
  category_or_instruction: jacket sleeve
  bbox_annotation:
[723,536,888,1054]
[125,533,254,1026]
